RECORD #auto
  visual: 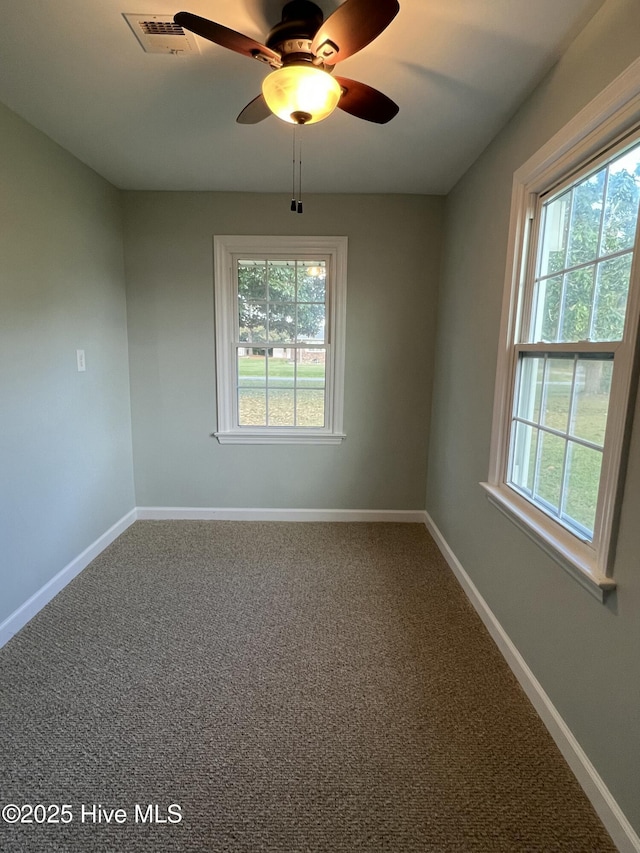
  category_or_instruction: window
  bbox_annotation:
[213,235,347,444]
[484,75,640,598]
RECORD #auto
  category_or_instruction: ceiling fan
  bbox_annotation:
[174,0,400,126]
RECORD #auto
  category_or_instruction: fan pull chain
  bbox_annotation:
[291,125,297,212]
[297,129,303,214]
[290,125,304,214]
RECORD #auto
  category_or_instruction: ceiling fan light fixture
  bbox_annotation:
[262,65,341,125]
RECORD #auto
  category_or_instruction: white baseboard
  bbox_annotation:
[424,511,640,853]
[0,509,137,649]
[137,506,428,523]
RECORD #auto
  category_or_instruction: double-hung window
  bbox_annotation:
[485,80,640,598]
[213,235,347,444]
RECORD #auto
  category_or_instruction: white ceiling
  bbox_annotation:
[0,0,604,194]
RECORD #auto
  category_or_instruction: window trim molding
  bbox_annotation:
[213,235,347,445]
[483,56,640,598]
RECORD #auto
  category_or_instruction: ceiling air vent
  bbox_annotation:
[123,14,200,54]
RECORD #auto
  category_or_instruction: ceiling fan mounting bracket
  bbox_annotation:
[266,0,324,52]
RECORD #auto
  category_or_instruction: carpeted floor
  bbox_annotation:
[0,521,615,852]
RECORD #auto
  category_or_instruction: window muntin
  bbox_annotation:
[213,236,347,445]
[235,259,328,429]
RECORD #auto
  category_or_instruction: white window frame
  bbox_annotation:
[213,235,347,445]
[483,59,640,600]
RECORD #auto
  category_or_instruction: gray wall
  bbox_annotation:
[123,192,443,510]
[426,0,640,834]
[0,102,135,626]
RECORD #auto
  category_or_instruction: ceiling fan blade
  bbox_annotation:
[174,12,281,65]
[335,77,399,124]
[310,0,399,64]
[237,94,272,124]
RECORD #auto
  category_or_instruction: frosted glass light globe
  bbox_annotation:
[262,65,341,125]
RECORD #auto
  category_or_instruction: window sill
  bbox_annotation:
[480,482,616,601]
[214,431,346,445]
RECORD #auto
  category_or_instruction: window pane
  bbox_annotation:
[296,302,326,343]
[534,432,566,512]
[239,302,267,343]
[298,262,326,302]
[539,192,570,278]
[562,442,603,536]
[570,359,612,446]
[238,350,266,387]
[296,390,326,427]
[541,358,574,432]
[267,352,295,388]
[268,390,295,426]
[591,254,632,341]
[238,389,266,426]
[510,422,538,495]
[268,261,296,301]
[268,303,296,343]
[567,170,605,267]
[532,275,563,342]
[297,352,325,389]
[237,261,266,300]
[601,146,640,255]
[561,267,595,342]
[516,356,544,423]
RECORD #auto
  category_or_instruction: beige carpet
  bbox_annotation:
[0,521,615,851]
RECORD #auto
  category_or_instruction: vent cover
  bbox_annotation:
[123,14,200,54]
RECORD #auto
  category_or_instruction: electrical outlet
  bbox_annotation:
[76,349,86,372]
